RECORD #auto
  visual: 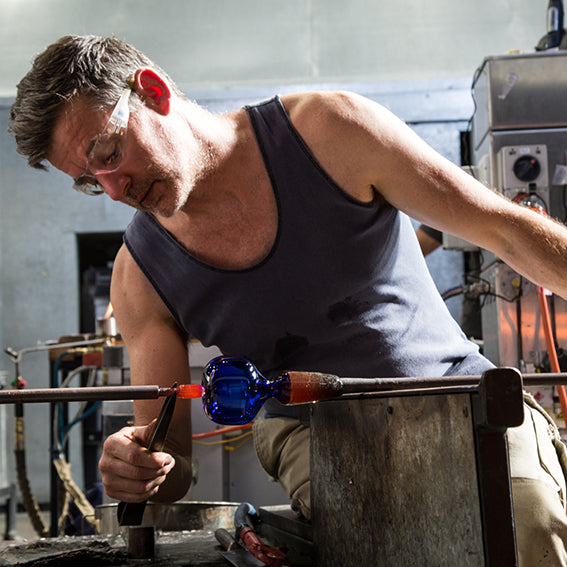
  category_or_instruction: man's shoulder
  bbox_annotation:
[111,243,140,286]
[111,242,179,327]
[111,242,165,297]
[282,90,364,118]
[281,90,377,141]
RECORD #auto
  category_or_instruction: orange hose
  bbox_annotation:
[192,423,253,440]
[537,286,567,417]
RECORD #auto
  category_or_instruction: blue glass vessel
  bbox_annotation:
[202,356,291,425]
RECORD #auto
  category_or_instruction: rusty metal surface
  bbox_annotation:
[311,392,485,566]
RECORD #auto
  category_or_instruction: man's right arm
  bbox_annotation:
[99,244,193,503]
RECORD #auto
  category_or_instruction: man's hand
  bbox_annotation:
[99,423,175,503]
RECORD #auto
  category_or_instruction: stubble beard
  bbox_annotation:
[140,133,218,219]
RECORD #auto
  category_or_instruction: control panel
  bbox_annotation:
[497,145,549,201]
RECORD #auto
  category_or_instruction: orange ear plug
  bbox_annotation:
[176,384,204,399]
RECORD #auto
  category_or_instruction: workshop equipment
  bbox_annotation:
[0,502,272,567]
[5,354,566,426]
[117,383,177,529]
[201,354,567,425]
[0,384,179,404]
[0,383,202,410]
[0,363,550,565]
[1,338,201,539]
[471,51,567,394]
[536,0,564,50]
[216,527,266,566]
[96,501,240,534]
[311,366,523,566]
[215,503,292,566]
[233,502,289,566]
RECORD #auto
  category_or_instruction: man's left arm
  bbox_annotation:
[370,115,567,300]
[293,91,567,300]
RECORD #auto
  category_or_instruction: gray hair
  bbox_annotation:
[9,35,183,170]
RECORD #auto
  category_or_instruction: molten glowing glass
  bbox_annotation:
[176,384,204,399]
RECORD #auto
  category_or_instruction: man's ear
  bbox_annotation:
[134,68,171,115]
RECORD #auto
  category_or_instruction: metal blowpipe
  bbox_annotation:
[0,385,177,404]
[201,356,567,425]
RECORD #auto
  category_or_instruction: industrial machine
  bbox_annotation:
[470,51,567,433]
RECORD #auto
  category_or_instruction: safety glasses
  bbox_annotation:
[72,84,133,196]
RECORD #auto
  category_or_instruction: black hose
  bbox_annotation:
[14,410,49,538]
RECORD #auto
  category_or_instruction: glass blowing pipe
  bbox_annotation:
[0,384,201,404]
[201,356,567,425]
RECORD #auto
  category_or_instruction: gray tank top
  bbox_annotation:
[124,96,491,418]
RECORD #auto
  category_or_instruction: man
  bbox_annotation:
[10,35,567,564]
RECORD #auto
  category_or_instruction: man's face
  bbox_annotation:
[47,94,195,218]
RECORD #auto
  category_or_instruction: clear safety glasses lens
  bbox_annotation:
[72,85,132,196]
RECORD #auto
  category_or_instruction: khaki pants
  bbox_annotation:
[253,395,567,565]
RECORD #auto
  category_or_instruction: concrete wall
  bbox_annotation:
[1,0,545,96]
[0,0,549,509]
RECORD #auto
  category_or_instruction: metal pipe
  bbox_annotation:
[1,371,566,406]
[4,339,106,365]
[0,385,174,404]
[339,372,567,394]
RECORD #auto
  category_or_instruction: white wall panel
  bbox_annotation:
[0,0,548,95]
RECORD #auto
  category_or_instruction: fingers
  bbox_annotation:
[99,425,175,502]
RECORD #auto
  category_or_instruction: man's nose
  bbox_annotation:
[97,171,131,201]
